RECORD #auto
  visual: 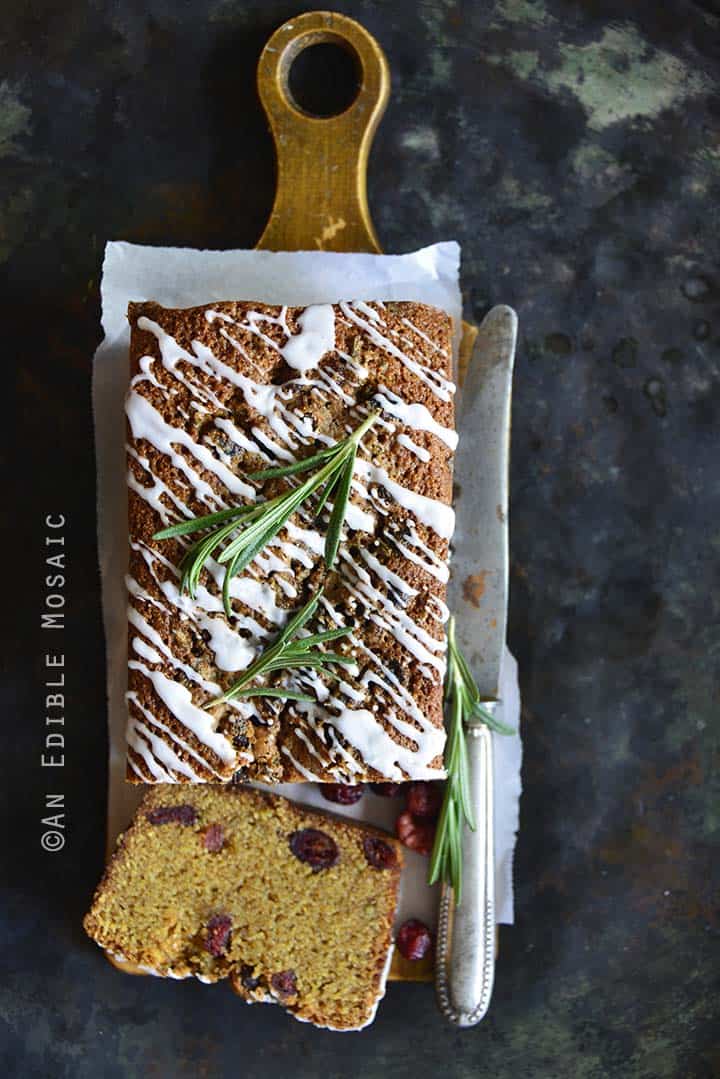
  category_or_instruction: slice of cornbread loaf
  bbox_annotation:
[84,785,403,1030]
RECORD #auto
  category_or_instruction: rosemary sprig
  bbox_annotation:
[204,590,353,708]
[153,412,378,617]
[428,616,514,902]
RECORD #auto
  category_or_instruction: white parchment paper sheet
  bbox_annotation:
[92,240,522,926]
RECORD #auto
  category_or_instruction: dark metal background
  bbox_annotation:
[2,2,719,1076]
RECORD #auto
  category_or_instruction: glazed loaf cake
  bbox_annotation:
[125,299,456,784]
[84,786,403,1030]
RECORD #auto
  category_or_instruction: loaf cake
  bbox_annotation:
[84,785,403,1030]
[125,298,457,784]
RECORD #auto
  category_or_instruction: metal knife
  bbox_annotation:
[435,304,518,1027]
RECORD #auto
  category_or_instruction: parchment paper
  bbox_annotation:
[92,240,521,926]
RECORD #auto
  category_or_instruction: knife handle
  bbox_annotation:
[435,722,495,1026]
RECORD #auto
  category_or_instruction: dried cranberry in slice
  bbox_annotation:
[202,824,225,852]
[406,781,443,821]
[270,969,298,999]
[204,914,232,957]
[362,835,398,870]
[397,919,433,961]
[395,811,435,856]
[320,783,364,805]
[370,783,402,797]
[289,828,339,871]
[146,804,197,827]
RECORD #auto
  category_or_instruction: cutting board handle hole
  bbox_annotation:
[256,12,390,253]
[282,35,361,119]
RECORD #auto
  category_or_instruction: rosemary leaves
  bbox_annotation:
[153,412,378,617]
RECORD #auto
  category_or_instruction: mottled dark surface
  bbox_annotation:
[2,1,719,1076]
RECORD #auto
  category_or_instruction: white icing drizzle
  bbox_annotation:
[284,519,325,556]
[335,346,368,380]
[127,691,233,778]
[202,556,287,626]
[390,524,450,583]
[214,416,268,458]
[292,665,331,703]
[128,600,222,692]
[126,720,174,781]
[131,539,280,638]
[401,315,450,355]
[339,302,456,402]
[131,637,163,666]
[358,547,417,599]
[374,384,458,451]
[127,445,194,526]
[128,660,236,764]
[342,497,376,534]
[427,593,450,624]
[396,433,431,462]
[338,551,445,676]
[354,457,455,539]
[280,304,335,374]
[126,390,254,506]
[280,743,324,781]
[352,301,383,322]
[281,597,448,780]
[128,715,196,781]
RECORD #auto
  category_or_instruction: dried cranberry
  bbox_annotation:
[406,781,443,820]
[320,783,364,805]
[397,919,433,961]
[204,914,232,957]
[240,963,261,991]
[362,835,398,870]
[395,811,435,855]
[289,828,339,871]
[202,824,225,852]
[271,969,298,999]
[370,783,402,797]
[146,804,197,827]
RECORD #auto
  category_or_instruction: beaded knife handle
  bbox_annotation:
[436,722,495,1025]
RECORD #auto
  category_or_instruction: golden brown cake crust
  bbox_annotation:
[125,300,455,784]
[84,785,403,1030]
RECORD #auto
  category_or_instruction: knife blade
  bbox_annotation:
[435,304,518,1027]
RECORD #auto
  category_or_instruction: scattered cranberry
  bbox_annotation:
[397,919,433,961]
[321,783,365,805]
[289,828,339,871]
[202,824,225,852]
[395,811,435,855]
[271,969,298,999]
[146,804,197,827]
[370,783,403,797]
[204,914,232,957]
[362,835,398,870]
[406,781,443,820]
